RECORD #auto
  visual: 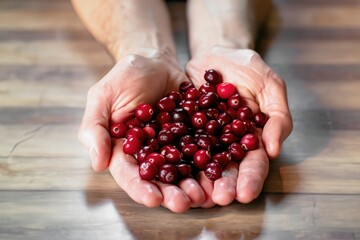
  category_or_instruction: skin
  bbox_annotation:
[72,0,293,212]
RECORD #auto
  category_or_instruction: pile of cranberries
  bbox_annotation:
[109,69,268,185]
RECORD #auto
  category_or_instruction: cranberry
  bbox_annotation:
[199,82,216,94]
[244,120,256,133]
[178,135,195,148]
[135,103,154,122]
[196,135,213,150]
[237,106,253,121]
[212,152,231,166]
[217,112,232,126]
[184,87,201,101]
[126,118,144,128]
[221,124,233,134]
[193,149,211,170]
[216,101,228,112]
[164,146,182,163]
[147,138,160,150]
[205,108,219,119]
[172,108,189,123]
[139,161,158,181]
[166,90,182,102]
[204,69,222,85]
[145,152,166,168]
[181,100,199,116]
[169,122,187,136]
[176,163,192,178]
[158,164,178,184]
[226,108,237,120]
[110,122,128,138]
[156,112,172,125]
[231,119,247,136]
[204,162,222,181]
[126,127,147,142]
[179,81,194,93]
[205,120,220,135]
[181,143,199,158]
[220,133,239,146]
[241,133,259,151]
[123,136,142,155]
[136,146,154,164]
[157,97,176,112]
[227,94,242,109]
[228,143,245,162]
[217,82,237,99]
[142,126,156,139]
[252,112,268,128]
[198,92,218,108]
[157,130,176,146]
[191,112,208,129]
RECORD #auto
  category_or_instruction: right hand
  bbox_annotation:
[78,53,206,212]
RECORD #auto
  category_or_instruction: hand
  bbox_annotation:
[186,46,293,206]
[78,53,206,212]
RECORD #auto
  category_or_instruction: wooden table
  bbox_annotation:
[1,0,360,239]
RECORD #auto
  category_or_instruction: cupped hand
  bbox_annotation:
[186,46,293,206]
[78,53,205,212]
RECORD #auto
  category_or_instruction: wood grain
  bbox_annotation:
[1,0,360,239]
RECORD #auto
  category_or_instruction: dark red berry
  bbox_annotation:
[110,122,128,138]
[179,81,194,93]
[205,120,220,135]
[184,87,201,101]
[198,92,218,108]
[199,82,216,94]
[157,97,176,112]
[143,126,156,139]
[216,101,228,112]
[176,163,192,178]
[227,94,242,109]
[217,112,232,126]
[172,108,190,123]
[204,162,222,181]
[237,106,253,121]
[204,69,222,85]
[179,135,195,148]
[139,161,158,181]
[126,118,144,128]
[166,90,183,102]
[147,138,160,150]
[193,149,211,170]
[212,151,231,166]
[181,100,199,116]
[135,103,154,122]
[156,112,172,125]
[164,146,182,163]
[252,112,268,128]
[228,143,245,162]
[196,135,213,150]
[136,146,154,164]
[169,122,188,136]
[145,152,166,168]
[158,164,178,184]
[205,108,219,119]
[241,133,259,151]
[126,127,147,142]
[231,119,247,136]
[217,82,237,99]
[191,112,208,129]
[123,136,142,155]
[220,133,240,146]
[157,130,176,146]
[181,143,199,158]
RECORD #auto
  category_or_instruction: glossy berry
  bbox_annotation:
[156,112,172,125]
[158,164,178,184]
[136,146,154,164]
[164,146,182,163]
[126,127,147,142]
[179,135,195,148]
[135,103,154,122]
[123,137,142,155]
[142,126,156,139]
[237,106,253,121]
[172,108,189,123]
[157,97,176,112]
[166,90,182,102]
[220,133,239,146]
[241,133,259,151]
[217,82,237,99]
[205,108,219,119]
[252,112,268,128]
[176,163,192,178]
[227,94,242,109]
[179,81,194,93]
[212,152,231,166]
[204,162,222,181]
[198,92,218,108]
[181,143,199,158]
[231,119,247,136]
[217,112,232,126]
[184,87,201,101]
[147,138,160,150]
[126,118,144,128]
[193,149,211,170]
[204,69,222,85]
[191,112,208,129]
[205,120,220,135]
[169,122,188,136]
[157,130,176,146]
[181,100,198,116]
[139,161,158,181]
[228,143,245,162]
[199,82,216,94]
[145,152,166,168]
[110,122,128,138]
[196,135,213,150]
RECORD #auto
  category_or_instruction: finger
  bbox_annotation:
[212,161,238,206]
[154,181,191,213]
[78,86,112,172]
[178,178,206,207]
[109,139,163,208]
[236,138,269,203]
[197,172,216,208]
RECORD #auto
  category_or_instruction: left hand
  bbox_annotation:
[185,46,293,206]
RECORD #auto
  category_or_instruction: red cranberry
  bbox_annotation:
[205,120,220,135]
[212,151,231,166]
[241,133,259,151]
[217,112,232,126]
[227,94,242,109]
[193,149,211,170]
[228,143,245,162]
[220,133,239,146]
[204,162,222,181]
[156,112,172,125]
[123,137,142,155]
[172,108,189,123]
[179,135,195,148]
[139,161,158,181]
[231,119,247,136]
[126,118,144,128]
[205,108,219,119]
[252,112,268,128]
[237,106,253,121]
[226,108,237,120]
[199,82,216,94]
[204,69,222,85]
[147,138,160,150]
[196,135,213,150]
[198,92,218,108]
[157,97,176,112]
[191,112,208,129]
[164,146,182,164]
[158,164,178,184]
[145,152,166,168]
[126,127,147,142]
[179,81,194,93]
[181,143,199,158]
[244,120,256,133]
[136,146,154,164]
[157,130,176,146]
[142,126,156,139]
[217,82,237,99]
[169,122,187,136]
[184,87,201,101]
[176,163,192,178]
[181,100,199,116]
[110,122,128,138]
[221,124,233,134]
[135,103,154,122]
[166,90,182,102]
[216,101,228,112]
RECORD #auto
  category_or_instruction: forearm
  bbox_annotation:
[187,0,272,57]
[71,0,177,61]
